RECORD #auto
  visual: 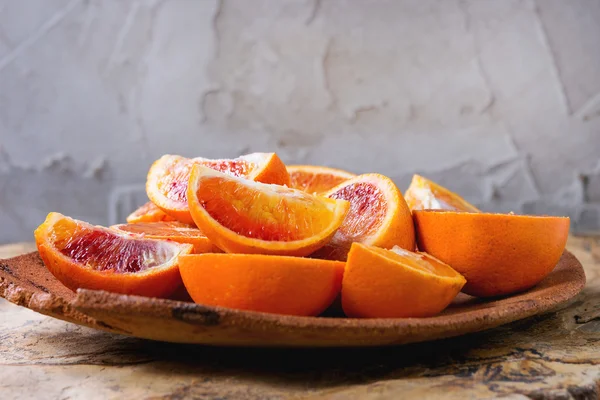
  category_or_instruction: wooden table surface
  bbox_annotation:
[1,237,599,400]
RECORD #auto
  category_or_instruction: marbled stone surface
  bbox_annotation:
[1,0,600,243]
[1,236,599,399]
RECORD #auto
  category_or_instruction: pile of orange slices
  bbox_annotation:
[34,153,570,318]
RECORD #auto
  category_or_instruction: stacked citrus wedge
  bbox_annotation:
[126,201,176,224]
[404,174,480,212]
[35,212,193,298]
[312,173,415,260]
[186,165,350,256]
[287,165,356,194]
[342,243,466,318]
[180,254,344,316]
[413,210,569,297]
[111,221,218,254]
[147,153,290,224]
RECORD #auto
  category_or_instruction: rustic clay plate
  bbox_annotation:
[0,250,585,347]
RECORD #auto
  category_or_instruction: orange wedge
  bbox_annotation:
[287,165,356,194]
[313,174,415,260]
[111,221,218,254]
[404,174,480,212]
[146,153,290,224]
[126,201,176,224]
[413,210,570,297]
[186,165,350,256]
[34,213,193,298]
[179,254,345,316]
[342,243,466,318]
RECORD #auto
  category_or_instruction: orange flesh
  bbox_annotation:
[196,178,334,241]
[127,202,175,223]
[51,219,172,273]
[290,171,351,194]
[159,158,255,205]
[406,175,480,212]
[387,246,460,278]
[199,159,252,176]
[329,182,387,242]
[115,221,202,237]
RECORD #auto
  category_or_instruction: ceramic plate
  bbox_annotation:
[0,250,585,347]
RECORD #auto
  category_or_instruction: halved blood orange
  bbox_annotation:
[404,174,480,212]
[313,174,415,260]
[187,165,350,256]
[147,153,290,224]
[126,201,176,224]
[413,210,570,297]
[111,221,218,254]
[287,165,356,194]
[179,254,345,316]
[34,212,193,298]
[342,243,466,318]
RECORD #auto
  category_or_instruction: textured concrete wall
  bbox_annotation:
[1,0,599,243]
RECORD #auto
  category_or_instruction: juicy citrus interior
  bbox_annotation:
[196,177,339,241]
[387,246,461,278]
[126,201,175,224]
[113,221,201,237]
[405,174,480,212]
[47,217,178,273]
[155,156,195,206]
[288,165,356,194]
[199,159,253,177]
[329,181,388,242]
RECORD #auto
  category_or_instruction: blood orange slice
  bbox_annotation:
[179,254,345,316]
[413,210,569,297]
[313,174,415,260]
[126,201,176,224]
[111,221,218,254]
[342,243,466,318]
[186,165,350,256]
[146,153,290,224]
[34,213,193,298]
[287,165,356,194]
[404,174,480,212]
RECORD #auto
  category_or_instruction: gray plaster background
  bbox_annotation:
[1,0,600,243]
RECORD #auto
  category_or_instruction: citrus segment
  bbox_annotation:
[413,210,570,297]
[179,254,345,316]
[404,174,480,212]
[111,221,218,254]
[187,165,350,256]
[126,201,176,224]
[342,243,466,318]
[287,165,356,194]
[314,174,415,260]
[34,213,193,298]
[146,153,290,224]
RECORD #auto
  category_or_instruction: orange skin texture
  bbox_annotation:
[111,221,220,254]
[35,213,193,298]
[187,166,350,257]
[342,243,466,318]
[404,174,480,212]
[126,201,176,224]
[313,174,415,261]
[147,153,290,225]
[287,165,356,194]
[179,254,345,316]
[413,211,570,297]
